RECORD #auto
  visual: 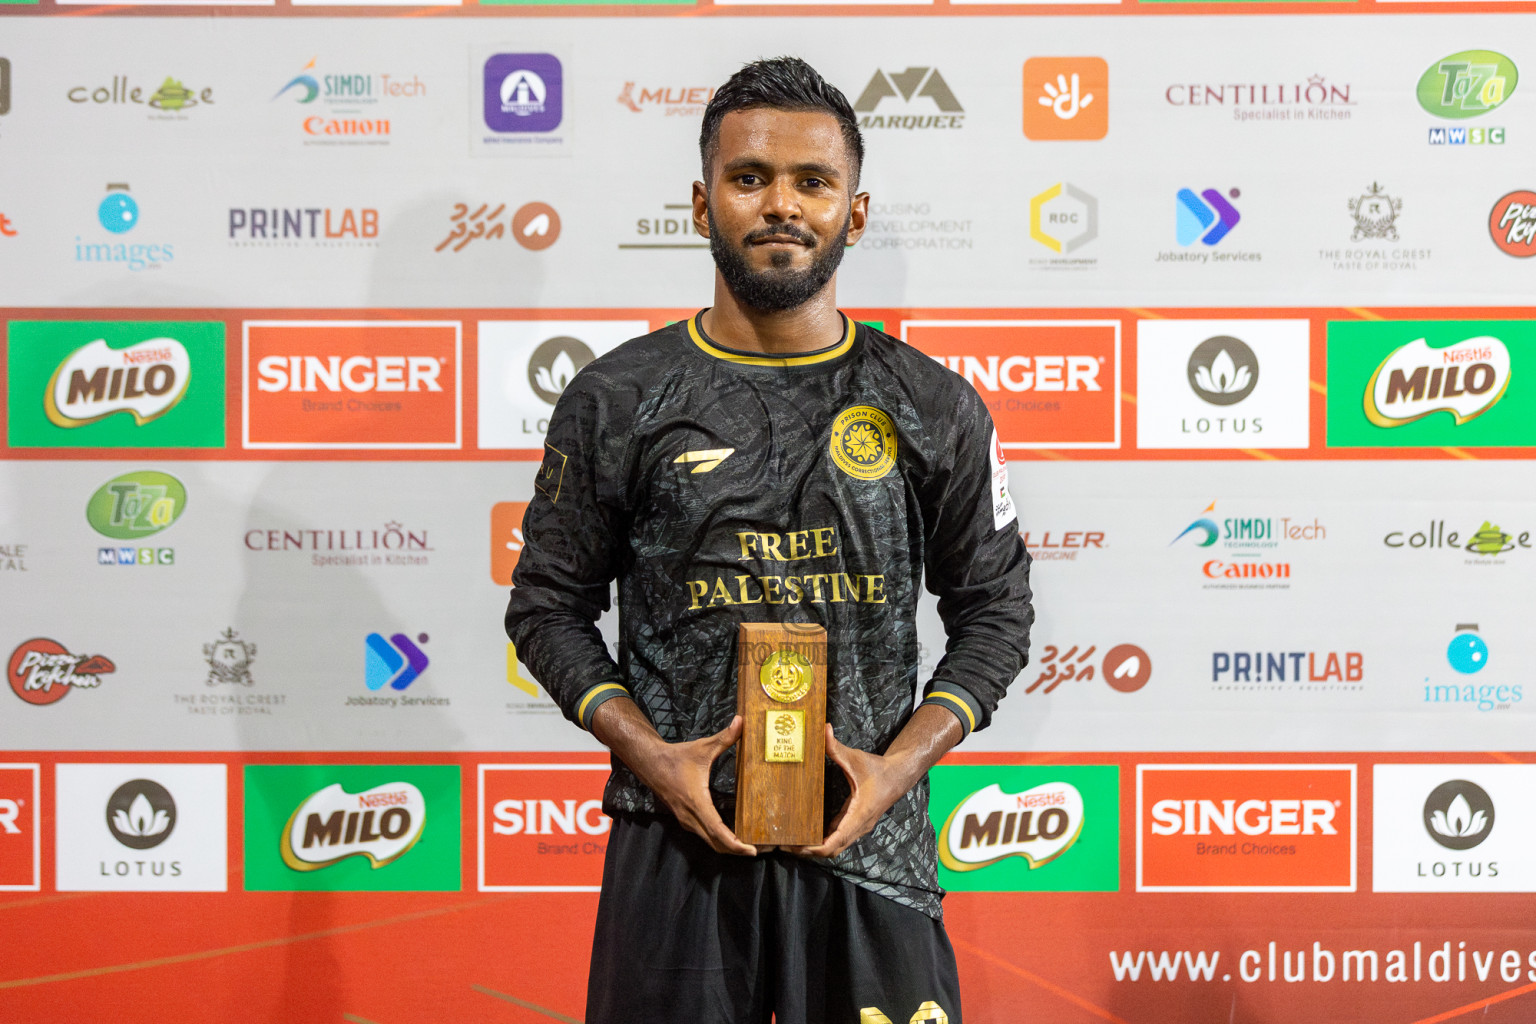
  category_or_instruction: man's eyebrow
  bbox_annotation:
[720,157,844,179]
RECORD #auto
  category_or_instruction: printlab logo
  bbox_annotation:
[1187,336,1258,405]
[364,632,430,691]
[1176,188,1241,246]
[1024,642,1152,694]
[1028,183,1097,268]
[105,779,175,850]
[1423,780,1493,851]
[204,628,256,687]
[66,74,213,118]
[228,207,378,247]
[1489,191,1536,258]
[1419,51,1515,146]
[1022,58,1107,140]
[76,184,173,272]
[616,82,713,117]
[7,638,115,706]
[853,67,964,130]
[483,54,562,133]
[87,470,186,567]
[436,201,560,252]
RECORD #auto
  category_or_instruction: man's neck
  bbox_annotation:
[700,273,844,355]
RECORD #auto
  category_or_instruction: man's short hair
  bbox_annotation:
[700,56,864,188]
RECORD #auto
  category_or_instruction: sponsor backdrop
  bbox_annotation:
[1,4,1535,1024]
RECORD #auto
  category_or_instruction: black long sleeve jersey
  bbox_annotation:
[505,312,1034,919]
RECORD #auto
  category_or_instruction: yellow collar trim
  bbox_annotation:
[687,312,855,367]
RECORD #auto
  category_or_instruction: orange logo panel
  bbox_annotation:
[1138,766,1356,891]
[0,766,38,890]
[244,321,460,449]
[491,501,530,586]
[479,765,610,890]
[903,321,1119,448]
[1023,57,1109,141]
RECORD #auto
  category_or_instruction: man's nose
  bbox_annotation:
[760,177,802,222]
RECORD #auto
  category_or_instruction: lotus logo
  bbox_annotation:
[1187,336,1259,406]
[938,782,1084,872]
[1417,51,1518,119]
[1364,336,1510,428]
[281,782,426,871]
[106,779,176,850]
[528,336,595,404]
[45,337,191,428]
[1423,780,1494,851]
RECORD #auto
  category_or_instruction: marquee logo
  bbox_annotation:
[7,639,116,706]
[938,782,1083,872]
[1489,191,1536,257]
[1417,51,1517,119]
[479,764,611,891]
[280,781,426,871]
[86,471,186,540]
[1023,58,1108,140]
[1364,336,1510,428]
[853,67,964,130]
[45,337,190,428]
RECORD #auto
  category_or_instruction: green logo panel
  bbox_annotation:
[243,765,461,892]
[1326,320,1536,448]
[6,320,225,448]
[929,765,1119,893]
[1416,51,1518,119]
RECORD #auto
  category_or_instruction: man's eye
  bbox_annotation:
[802,178,826,189]
[737,174,761,186]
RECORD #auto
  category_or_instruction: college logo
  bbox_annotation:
[1349,183,1402,242]
[930,766,1117,892]
[364,632,430,692]
[1364,336,1510,428]
[477,320,645,449]
[1137,765,1356,892]
[204,628,256,687]
[853,68,963,130]
[45,337,190,428]
[436,201,560,253]
[67,75,213,115]
[1372,765,1533,893]
[1424,779,1493,851]
[491,501,530,585]
[616,82,713,116]
[1029,183,1097,264]
[1024,642,1152,695]
[1176,188,1241,246]
[479,764,611,891]
[1022,58,1107,140]
[244,765,459,891]
[1417,51,1517,119]
[7,639,115,706]
[0,765,40,891]
[829,406,897,481]
[903,320,1119,449]
[1489,191,1536,257]
[484,54,562,133]
[1383,519,1533,560]
[244,320,460,449]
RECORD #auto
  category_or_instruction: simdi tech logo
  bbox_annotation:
[0,765,41,892]
[1418,51,1516,146]
[1326,321,1534,447]
[1137,764,1356,892]
[243,765,459,891]
[271,57,425,144]
[479,764,611,891]
[929,765,1118,893]
[1022,58,1107,140]
[6,320,225,449]
[1373,765,1536,893]
[243,320,461,449]
[901,320,1120,449]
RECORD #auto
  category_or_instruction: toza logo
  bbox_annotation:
[1186,336,1259,406]
[1417,51,1517,119]
[85,471,187,540]
[281,781,426,871]
[1423,780,1494,851]
[47,337,191,428]
[105,779,176,850]
[938,782,1084,872]
[1364,336,1510,428]
[853,67,963,130]
[1176,188,1241,246]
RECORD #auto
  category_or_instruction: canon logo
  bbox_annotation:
[1150,798,1337,837]
[256,356,442,393]
[932,355,1101,393]
[492,798,609,836]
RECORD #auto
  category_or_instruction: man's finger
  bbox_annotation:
[691,794,757,856]
[709,714,744,751]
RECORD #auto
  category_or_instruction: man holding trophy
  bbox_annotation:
[505,56,1033,1024]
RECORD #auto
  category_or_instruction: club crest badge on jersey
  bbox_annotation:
[829,406,897,481]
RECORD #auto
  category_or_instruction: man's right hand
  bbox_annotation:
[590,698,757,857]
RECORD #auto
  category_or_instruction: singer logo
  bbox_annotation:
[1137,764,1356,892]
[0,765,40,891]
[244,321,461,449]
[1023,57,1108,140]
[479,764,611,891]
[902,320,1119,448]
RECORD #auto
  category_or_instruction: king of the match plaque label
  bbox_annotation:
[734,621,827,846]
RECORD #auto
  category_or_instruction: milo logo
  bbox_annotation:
[280,781,427,871]
[45,337,191,428]
[938,781,1085,872]
[1417,51,1518,119]
[1364,336,1511,428]
[86,471,187,540]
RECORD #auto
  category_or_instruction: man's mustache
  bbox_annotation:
[742,225,816,247]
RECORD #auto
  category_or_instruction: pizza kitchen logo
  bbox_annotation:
[280,781,426,872]
[938,782,1083,872]
[7,638,116,706]
[1489,191,1536,258]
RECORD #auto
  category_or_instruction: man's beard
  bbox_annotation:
[708,205,850,314]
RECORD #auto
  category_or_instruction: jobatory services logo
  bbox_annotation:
[1023,642,1153,695]
[477,320,647,448]
[54,763,227,892]
[228,207,378,247]
[1423,623,1519,713]
[74,183,173,272]
[243,320,461,449]
[437,202,561,253]
[243,765,459,891]
[1173,188,1241,247]
[1137,764,1356,892]
[1163,74,1354,122]
[6,320,224,449]
[272,57,425,145]
[0,764,40,891]
[1029,183,1097,270]
[1136,319,1310,449]
[7,639,115,706]
[479,763,611,891]
[1327,321,1533,447]
[1418,50,1515,145]
[1489,191,1536,257]
[929,766,1118,892]
[1383,518,1533,564]
[1373,765,1536,893]
[1170,499,1325,589]
[364,632,430,692]
[616,82,713,117]
[491,501,530,585]
[87,470,186,567]
[853,67,964,130]
[902,320,1120,449]
[67,74,214,119]
[1023,58,1108,140]
[243,521,434,569]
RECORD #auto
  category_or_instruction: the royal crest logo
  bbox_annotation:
[280,781,426,871]
[938,782,1084,872]
[7,638,116,706]
[204,628,255,687]
[1349,183,1402,242]
[829,406,897,481]
[45,337,190,428]
[1364,336,1511,428]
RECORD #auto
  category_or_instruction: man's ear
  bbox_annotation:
[692,181,710,239]
[845,191,870,246]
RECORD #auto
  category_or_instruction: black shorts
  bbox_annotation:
[586,813,962,1024]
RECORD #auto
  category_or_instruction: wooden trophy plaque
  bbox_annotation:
[733,621,827,847]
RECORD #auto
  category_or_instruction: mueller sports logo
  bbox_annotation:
[1023,57,1108,141]
[0,765,39,891]
[853,68,963,130]
[45,337,190,427]
[1489,191,1536,257]
[1364,336,1510,428]
[7,639,116,706]
[281,781,426,871]
[902,320,1120,449]
[938,782,1083,872]
[479,764,610,891]
[616,82,714,117]
[244,321,461,449]
[1137,765,1356,892]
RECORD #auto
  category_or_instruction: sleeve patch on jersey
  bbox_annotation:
[535,443,568,504]
[989,427,1017,532]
